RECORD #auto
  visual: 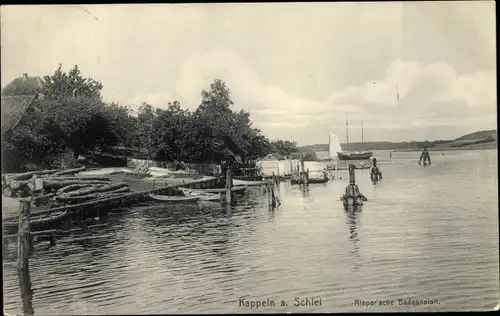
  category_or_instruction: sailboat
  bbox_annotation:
[329,119,373,161]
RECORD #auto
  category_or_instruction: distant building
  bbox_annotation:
[1,73,45,136]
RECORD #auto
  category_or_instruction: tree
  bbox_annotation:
[270,140,299,157]
[2,64,118,171]
[199,79,233,112]
[102,102,138,148]
[2,69,299,171]
[42,64,103,100]
[35,96,117,157]
[137,102,156,160]
[246,131,271,161]
[155,101,192,161]
[2,110,66,171]
[194,79,259,163]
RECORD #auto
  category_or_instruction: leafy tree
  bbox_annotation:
[42,64,103,100]
[102,102,138,148]
[270,140,299,157]
[2,70,298,171]
[34,96,117,157]
[154,101,193,161]
[137,102,156,160]
[2,64,117,171]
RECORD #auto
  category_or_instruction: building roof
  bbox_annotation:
[261,153,285,160]
[1,95,36,135]
[1,74,45,96]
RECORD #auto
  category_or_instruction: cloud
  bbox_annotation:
[2,4,494,144]
[116,49,495,142]
[162,50,495,138]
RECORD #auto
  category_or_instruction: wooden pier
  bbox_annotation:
[2,177,219,233]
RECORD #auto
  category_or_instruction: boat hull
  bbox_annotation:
[290,177,329,185]
[232,179,267,186]
[203,186,247,194]
[180,188,221,202]
[149,194,200,203]
[337,152,373,160]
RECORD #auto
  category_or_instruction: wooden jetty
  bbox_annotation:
[3,176,219,233]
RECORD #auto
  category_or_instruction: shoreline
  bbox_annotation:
[392,144,497,153]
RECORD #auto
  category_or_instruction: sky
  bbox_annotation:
[1,2,496,146]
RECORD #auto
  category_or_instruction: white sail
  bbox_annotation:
[329,132,343,159]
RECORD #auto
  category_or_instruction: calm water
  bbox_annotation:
[3,149,499,314]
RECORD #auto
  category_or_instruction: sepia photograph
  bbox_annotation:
[1,2,498,314]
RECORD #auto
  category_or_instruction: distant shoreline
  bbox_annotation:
[392,143,497,153]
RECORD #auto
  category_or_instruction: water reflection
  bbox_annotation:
[268,209,275,222]
[345,209,361,273]
[3,150,498,314]
[300,185,310,197]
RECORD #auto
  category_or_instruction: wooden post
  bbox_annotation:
[266,184,272,207]
[18,267,34,316]
[225,169,232,205]
[306,168,309,185]
[271,185,277,208]
[349,164,356,184]
[49,232,56,247]
[17,200,31,272]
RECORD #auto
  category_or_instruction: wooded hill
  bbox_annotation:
[299,130,497,152]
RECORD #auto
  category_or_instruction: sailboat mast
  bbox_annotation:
[345,113,349,144]
[361,120,364,143]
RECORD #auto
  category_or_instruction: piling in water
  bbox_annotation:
[17,200,31,272]
[370,158,383,181]
[225,169,232,205]
[342,164,367,207]
[349,164,356,184]
[18,268,34,315]
[266,183,278,208]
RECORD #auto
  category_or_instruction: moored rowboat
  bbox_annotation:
[202,186,247,194]
[232,179,268,186]
[149,194,199,203]
[180,189,221,202]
